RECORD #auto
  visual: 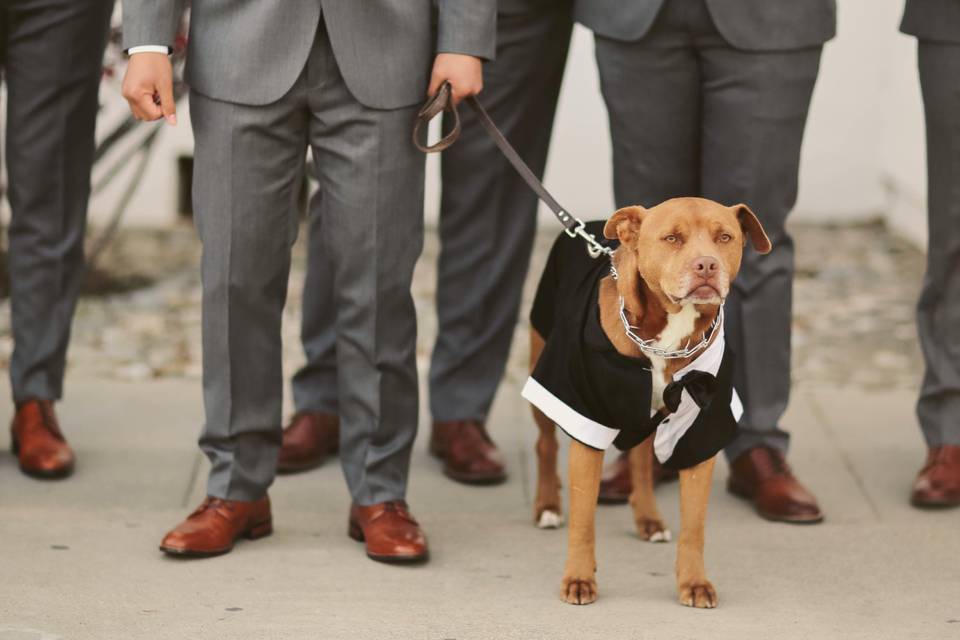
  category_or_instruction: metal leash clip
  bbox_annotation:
[565,217,615,259]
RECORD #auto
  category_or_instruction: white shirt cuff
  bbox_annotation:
[127,45,172,56]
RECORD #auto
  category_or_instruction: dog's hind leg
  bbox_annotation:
[676,455,718,609]
[560,440,603,604]
[533,407,563,529]
[629,435,671,542]
[530,329,563,529]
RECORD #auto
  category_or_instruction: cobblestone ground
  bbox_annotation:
[0,221,926,393]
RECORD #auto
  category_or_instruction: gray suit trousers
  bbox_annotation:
[915,41,960,447]
[593,0,822,460]
[294,3,573,424]
[1,0,112,403]
[192,25,425,504]
[902,0,960,44]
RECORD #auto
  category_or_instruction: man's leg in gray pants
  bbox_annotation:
[697,45,822,462]
[291,190,338,416]
[4,0,112,403]
[190,87,308,501]
[594,24,821,460]
[305,34,425,506]
[593,6,825,521]
[429,3,573,424]
[916,42,960,449]
[592,26,704,502]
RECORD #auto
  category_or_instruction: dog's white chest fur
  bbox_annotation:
[648,304,700,411]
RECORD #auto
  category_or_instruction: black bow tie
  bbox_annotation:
[663,370,718,414]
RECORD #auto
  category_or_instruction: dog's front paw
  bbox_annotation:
[678,580,718,609]
[635,516,671,542]
[560,574,598,605]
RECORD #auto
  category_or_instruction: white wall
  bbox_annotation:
[70,1,929,248]
[796,0,927,249]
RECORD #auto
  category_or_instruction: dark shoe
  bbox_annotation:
[911,445,960,508]
[159,496,273,557]
[348,500,429,563]
[277,411,339,474]
[727,446,824,524]
[597,451,679,504]
[11,400,75,479]
[430,420,507,485]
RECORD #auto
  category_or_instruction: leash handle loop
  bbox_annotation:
[412,82,461,153]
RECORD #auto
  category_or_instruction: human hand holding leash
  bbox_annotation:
[428,53,483,105]
[122,52,177,125]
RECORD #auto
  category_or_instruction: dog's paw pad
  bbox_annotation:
[560,578,598,605]
[537,510,564,529]
[679,580,718,609]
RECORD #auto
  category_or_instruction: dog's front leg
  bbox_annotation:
[629,435,670,542]
[676,456,718,608]
[560,440,603,605]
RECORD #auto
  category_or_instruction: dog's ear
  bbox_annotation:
[733,204,771,255]
[603,206,646,244]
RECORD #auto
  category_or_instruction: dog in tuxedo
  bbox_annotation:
[523,197,770,607]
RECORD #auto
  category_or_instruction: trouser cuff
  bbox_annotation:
[724,428,790,463]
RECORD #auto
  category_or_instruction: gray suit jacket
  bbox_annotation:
[901,0,960,43]
[575,0,836,50]
[122,0,496,108]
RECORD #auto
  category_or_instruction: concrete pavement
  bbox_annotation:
[1,378,958,639]
[0,224,958,639]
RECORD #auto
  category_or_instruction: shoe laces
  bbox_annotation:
[931,446,960,469]
[380,500,418,525]
[751,447,792,479]
[38,403,65,440]
[451,420,493,446]
[191,497,236,519]
[17,400,64,441]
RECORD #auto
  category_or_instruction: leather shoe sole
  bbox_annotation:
[11,437,74,480]
[442,465,507,486]
[597,492,629,505]
[159,520,273,558]
[910,493,960,509]
[597,472,678,505]
[727,479,824,524]
[347,522,429,564]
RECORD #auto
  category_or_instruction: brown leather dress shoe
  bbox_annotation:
[597,450,679,504]
[911,445,960,508]
[348,500,428,563]
[430,420,507,485]
[159,496,273,557]
[11,400,75,479]
[277,411,339,474]
[727,446,824,524]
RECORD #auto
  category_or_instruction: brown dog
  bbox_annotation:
[524,197,770,608]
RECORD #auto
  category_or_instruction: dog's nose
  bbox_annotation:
[692,256,719,277]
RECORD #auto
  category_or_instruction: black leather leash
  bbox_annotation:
[413,82,613,259]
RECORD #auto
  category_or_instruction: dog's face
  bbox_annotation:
[603,197,771,310]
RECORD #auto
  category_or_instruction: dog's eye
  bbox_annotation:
[719,233,732,243]
[664,234,679,244]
